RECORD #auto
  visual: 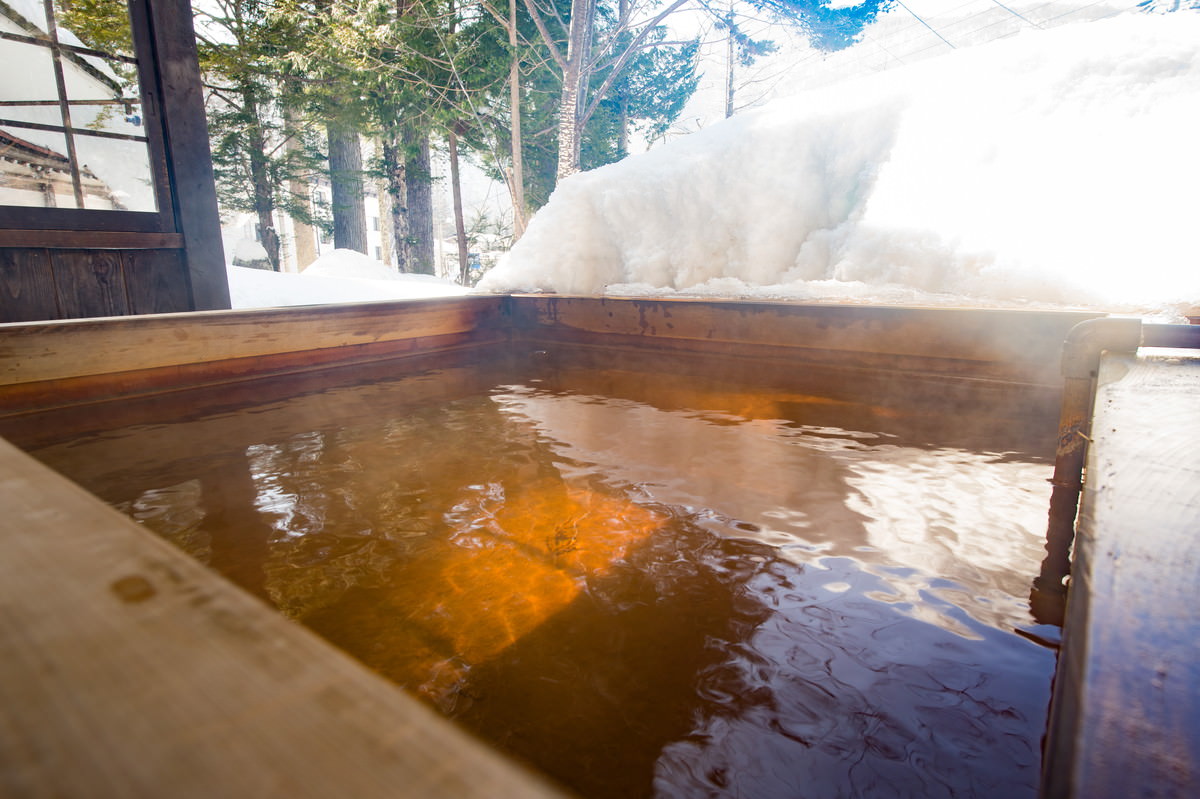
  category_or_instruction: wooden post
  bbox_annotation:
[138,0,231,310]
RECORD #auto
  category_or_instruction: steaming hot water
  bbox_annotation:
[27,357,1060,798]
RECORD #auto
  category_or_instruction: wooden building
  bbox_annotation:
[0,0,228,322]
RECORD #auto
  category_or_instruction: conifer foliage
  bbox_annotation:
[72,1,880,276]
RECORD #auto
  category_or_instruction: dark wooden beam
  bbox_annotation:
[137,0,230,311]
[0,230,183,249]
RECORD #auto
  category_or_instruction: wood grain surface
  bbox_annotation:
[1044,351,1200,798]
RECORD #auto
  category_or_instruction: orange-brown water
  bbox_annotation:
[28,359,1059,798]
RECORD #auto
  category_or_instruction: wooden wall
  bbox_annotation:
[0,246,191,322]
[509,295,1102,388]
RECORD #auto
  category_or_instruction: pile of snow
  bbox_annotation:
[479,13,1200,316]
[230,238,270,268]
[301,249,407,281]
[228,249,468,309]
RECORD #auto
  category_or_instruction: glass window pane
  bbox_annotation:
[74,133,155,211]
[2,9,71,209]
[56,0,141,118]
[0,32,59,105]
[0,0,48,35]
[0,0,157,213]
[53,0,135,61]
[0,130,81,209]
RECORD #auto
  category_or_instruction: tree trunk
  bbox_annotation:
[617,0,630,158]
[327,121,368,254]
[555,0,596,181]
[403,126,435,275]
[448,130,470,285]
[281,79,317,271]
[508,0,527,238]
[724,2,736,119]
[286,138,318,271]
[376,171,394,268]
[243,87,280,271]
[382,138,412,271]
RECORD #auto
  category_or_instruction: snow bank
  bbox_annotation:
[479,14,1200,315]
[301,249,406,281]
[228,249,468,309]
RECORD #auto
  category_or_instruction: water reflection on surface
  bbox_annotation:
[27,365,1057,799]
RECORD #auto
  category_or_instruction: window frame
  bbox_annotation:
[0,0,176,237]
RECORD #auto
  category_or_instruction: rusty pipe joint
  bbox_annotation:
[1059,317,1143,379]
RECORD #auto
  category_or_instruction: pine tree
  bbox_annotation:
[196,0,325,271]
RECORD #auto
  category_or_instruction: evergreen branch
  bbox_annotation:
[477,0,512,33]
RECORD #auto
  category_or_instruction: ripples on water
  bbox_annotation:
[29,363,1059,799]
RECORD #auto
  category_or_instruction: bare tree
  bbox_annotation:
[521,0,693,179]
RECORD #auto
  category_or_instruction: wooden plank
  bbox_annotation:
[142,0,230,311]
[521,338,1061,435]
[0,437,566,799]
[1,297,1088,407]
[0,328,510,416]
[0,206,172,235]
[515,324,1040,385]
[1042,351,1200,798]
[0,297,509,404]
[123,249,192,315]
[50,250,130,319]
[512,296,1100,386]
[0,249,59,322]
[0,230,184,249]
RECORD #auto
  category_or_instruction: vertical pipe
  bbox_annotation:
[1034,374,1095,594]
[1031,318,1142,612]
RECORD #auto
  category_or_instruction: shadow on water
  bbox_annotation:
[432,511,1052,799]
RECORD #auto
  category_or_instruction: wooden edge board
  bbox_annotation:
[1042,351,1200,798]
[512,326,1059,386]
[0,296,509,386]
[508,296,1100,381]
[0,328,510,416]
[0,436,569,799]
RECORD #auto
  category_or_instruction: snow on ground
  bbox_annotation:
[228,249,468,309]
[479,13,1200,318]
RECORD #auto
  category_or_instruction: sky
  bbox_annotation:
[476,8,1200,318]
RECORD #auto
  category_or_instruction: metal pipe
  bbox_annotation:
[1141,323,1200,350]
[1033,318,1142,599]
[1032,320,1200,609]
